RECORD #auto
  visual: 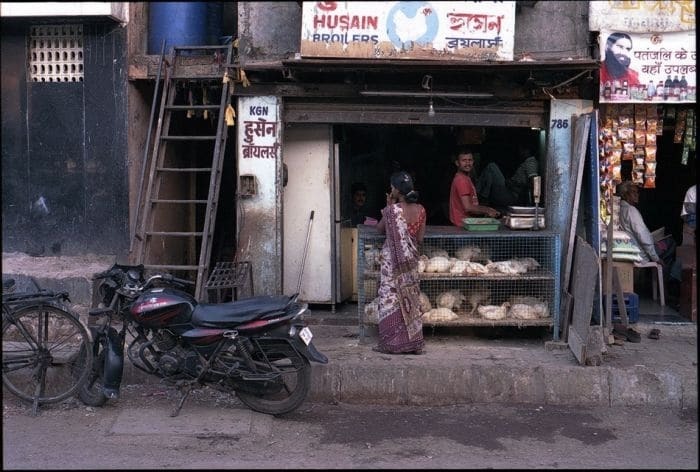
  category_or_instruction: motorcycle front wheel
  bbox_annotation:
[234,339,311,416]
[75,328,108,407]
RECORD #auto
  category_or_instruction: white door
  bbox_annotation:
[282,124,334,303]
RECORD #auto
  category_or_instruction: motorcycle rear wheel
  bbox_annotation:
[235,340,310,416]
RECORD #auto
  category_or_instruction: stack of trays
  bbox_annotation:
[462,217,501,231]
[504,206,545,229]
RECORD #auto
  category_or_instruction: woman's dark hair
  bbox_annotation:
[390,171,419,203]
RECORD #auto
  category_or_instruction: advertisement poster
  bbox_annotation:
[300,1,515,61]
[599,29,696,103]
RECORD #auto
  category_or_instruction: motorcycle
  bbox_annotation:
[77,263,327,417]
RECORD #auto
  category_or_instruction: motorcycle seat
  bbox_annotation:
[191,294,295,327]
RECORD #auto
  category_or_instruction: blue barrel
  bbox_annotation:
[148,2,208,54]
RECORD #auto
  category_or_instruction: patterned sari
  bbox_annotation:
[376,203,425,353]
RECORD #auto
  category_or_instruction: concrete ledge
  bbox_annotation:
[610,367,684,409]
[2,252,115,306]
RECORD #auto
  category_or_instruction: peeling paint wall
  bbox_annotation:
[237,1,301,61]
[236,96,282,295]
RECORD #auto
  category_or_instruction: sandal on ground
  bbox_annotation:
[648,328,660,340]
[612,325,628,340]
[625,328,641,343]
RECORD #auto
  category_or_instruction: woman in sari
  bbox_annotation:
[373,171,427,354]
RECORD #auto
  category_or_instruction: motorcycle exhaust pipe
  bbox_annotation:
[102,327,125,399]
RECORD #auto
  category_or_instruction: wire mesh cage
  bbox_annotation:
[357,226,561,336]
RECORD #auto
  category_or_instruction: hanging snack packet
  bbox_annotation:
[645,146,657,162]
[646,118,658,134]
[632,170,644,185]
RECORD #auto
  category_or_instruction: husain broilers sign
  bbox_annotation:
[300,1,515,61]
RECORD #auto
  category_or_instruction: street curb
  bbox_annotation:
[306,363,696,410]
[119,355,697,410]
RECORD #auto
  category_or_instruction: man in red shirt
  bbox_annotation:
[600,31,640,87]
[449,148,500,227]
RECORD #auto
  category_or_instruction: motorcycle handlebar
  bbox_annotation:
[143,273,195,289]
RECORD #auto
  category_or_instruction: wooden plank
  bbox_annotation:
[568,328,586,365]
[567,236,599,365]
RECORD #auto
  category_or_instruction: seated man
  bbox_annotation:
[476,143,539,208]
[617,181,677,277]
[680,184,696,246]
[449,148,500,227]
[349,182,374,226]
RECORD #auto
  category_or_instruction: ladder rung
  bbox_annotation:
[151,199,208,204]
[174,45,230,51]
[144,264,201,271]
[157,167,213,172]
[166,105,220,110]
[146,231,203,236]
[161,136,217,141]
[170,73,226,80]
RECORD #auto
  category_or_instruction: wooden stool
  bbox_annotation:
[633,261,665,306]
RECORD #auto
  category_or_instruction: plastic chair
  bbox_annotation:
[633,261,665,306]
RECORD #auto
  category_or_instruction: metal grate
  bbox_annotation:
[357,226,561,337]
[28,24,84,82]
[204,261,254,302]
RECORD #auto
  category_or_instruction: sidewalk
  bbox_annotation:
[306,310,697,410]
[2,253,697,410]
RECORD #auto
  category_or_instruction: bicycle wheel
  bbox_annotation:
[2,303,92,404]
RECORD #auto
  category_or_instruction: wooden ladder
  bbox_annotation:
[133,44,234,300]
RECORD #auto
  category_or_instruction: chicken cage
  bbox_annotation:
[357,225,561,340]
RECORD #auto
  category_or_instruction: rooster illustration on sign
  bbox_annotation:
[386,1,438,50]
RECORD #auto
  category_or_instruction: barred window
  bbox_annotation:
[28,24,84,82]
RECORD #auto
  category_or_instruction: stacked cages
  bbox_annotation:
[357,226,561,339]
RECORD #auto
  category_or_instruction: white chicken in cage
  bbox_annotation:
[512,257,540,271]
[508,303,549,320]
[450,260,489,275]
[418,291,432,313]
[477,302,510,320]
[424,246,449,258]
[454,245,481,261]
[485,259,529,275]
[436,290,465,311]
[422,307,458,322]
[509,296,550,319]
[417,255,429,273]
[467,288,491,316]
[425,256,453,273]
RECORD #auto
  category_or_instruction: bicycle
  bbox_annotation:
[2,277,92,415]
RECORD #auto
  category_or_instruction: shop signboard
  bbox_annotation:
[589,1,695,33]
[300,1,515,61]
[599,29,696,103]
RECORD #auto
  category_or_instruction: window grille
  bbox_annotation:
[28,24,84,82]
